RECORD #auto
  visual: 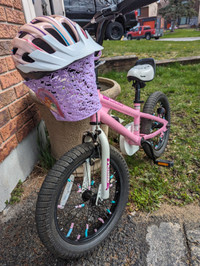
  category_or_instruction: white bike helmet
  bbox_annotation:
[12,15,103,79]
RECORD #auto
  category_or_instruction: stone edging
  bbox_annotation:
[99,55,200,73]
[156,56,200,66]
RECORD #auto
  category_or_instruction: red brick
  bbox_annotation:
[0,6,6,21]
[0,57,8,74]
[29,103,38,113]
[0,134,18,163]
[0,23,19,38]
[1,107,33,141]
[13,0,22,10]
[9,96,28,117]
[29,103,41,126]
[5,8,25,24]
[32,110,41,126]
[0,117,17,141]
[17,119,35,143]
[6,56,15,70]
[0,40,12,56]
[0,70,23,89]
[26,93,35,106]
[0,87,16,109]
[0,0,13,7]
[15,83,29,98]
[19,106,33,125]
[0,107,10,127]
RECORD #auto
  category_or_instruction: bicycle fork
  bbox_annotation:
[92,126,110,202]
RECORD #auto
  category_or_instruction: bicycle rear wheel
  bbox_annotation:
[36,143,129,259]
[141,91,171,159]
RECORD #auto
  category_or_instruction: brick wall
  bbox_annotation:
[0,0,41,163]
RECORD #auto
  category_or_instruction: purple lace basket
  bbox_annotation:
[25,54,101,121]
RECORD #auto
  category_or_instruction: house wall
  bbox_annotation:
[0,0,41,211]
[149,2,158,17]
[21,0,36,22]
[139,2,159,18]
[140,6,149,17]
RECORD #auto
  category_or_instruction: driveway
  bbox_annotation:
[158,37,200,41]
[1,170,200,265]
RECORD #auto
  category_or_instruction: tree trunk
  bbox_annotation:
[170,20,175,32]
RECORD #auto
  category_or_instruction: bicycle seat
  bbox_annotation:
[127,58,156,83]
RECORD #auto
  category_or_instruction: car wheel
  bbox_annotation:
[106,22,124,40]
[145,33,151,40]
[155,37,159,40]
[127,35,132,40]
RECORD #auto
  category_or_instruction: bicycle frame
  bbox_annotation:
[90,91,168,201]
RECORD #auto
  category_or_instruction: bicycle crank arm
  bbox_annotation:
[141,139,174,168]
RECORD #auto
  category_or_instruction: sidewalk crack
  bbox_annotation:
[183,222,192,266]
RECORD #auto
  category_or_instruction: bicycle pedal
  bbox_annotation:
[155,159,174,168]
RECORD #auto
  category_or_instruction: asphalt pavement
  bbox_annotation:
[0,178,200,266]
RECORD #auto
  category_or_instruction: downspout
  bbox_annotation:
[49,0,55,15]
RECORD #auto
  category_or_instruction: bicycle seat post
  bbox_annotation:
[133,81,144,105]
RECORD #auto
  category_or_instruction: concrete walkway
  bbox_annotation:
[158,37,200,41]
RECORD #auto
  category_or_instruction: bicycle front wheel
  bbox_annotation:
[36,143,129,259]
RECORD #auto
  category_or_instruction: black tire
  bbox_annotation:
[106,22,124,40]
[155,37,159,40]
[36,143,129,259]
[127,35,132,40]
[145,33,151,40]
[141,91,171,159]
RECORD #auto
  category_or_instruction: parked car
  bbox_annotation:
[64,0,138,40]
[127,25,163,40]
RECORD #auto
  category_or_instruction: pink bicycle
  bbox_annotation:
[21,0,173,260]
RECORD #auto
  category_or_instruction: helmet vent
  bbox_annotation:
[32,38,55,54]
[45,28,67,46]
[62,23,77,42]
[22,53,35,63]
[19,32,28,38]
[12,47,18,55]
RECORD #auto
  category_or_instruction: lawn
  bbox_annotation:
[161,28,200,38]
[102,63,200,211]
[102,39,200,60]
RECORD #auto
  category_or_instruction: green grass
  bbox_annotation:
[37,124,56,170]
[5,180,24,205]
[102,39,200,60]
[161,29,200,38]
[102,63,200,212]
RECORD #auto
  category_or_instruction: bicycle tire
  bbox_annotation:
[36,143,129,259]
[141,91,171,159]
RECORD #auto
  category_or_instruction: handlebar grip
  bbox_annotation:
[117,0,158,15]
